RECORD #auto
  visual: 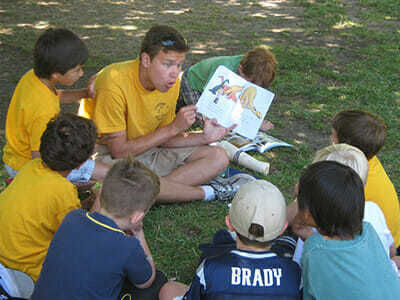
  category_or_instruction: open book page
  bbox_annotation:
[224,131,293,153]
[196,66,275,140]
[253,132,293,153]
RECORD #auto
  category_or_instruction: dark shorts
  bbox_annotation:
[118,270,167,300]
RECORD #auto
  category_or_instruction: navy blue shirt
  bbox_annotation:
[31,209,152,300]
[184,249,302,300]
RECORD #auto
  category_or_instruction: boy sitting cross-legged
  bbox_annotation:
[297,161,400,300]
[31,158,167,300]
[159,180,302,300]
[0,113,97,287]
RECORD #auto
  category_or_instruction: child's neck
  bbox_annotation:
[41,161,70,178]
[236,238,271,252]
[99,208,129,231]
[321,234,353,241]
[40,77,57,95]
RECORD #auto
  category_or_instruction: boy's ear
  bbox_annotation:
[141,53,151,68]
[293,209,317,228]
[130,210,145,225]
[302,210,317,228]
[280,220,289,235]
[225,215,235,232]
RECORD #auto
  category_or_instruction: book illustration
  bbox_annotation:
[209,76,229,104]
[196,66,275,140]
[209,77,261,119]
[225,131,293,154]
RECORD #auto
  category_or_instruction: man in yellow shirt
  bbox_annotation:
[3,28,108,182]
[80,25,252,203]
[0,113,97,283]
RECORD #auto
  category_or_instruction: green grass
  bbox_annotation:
[0,0,399,284]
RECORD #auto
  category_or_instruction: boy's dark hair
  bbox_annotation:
[100,158,160,218]
[140,25,189,60]
[236,224,273,249]
[298,161,365,239]
[34,28,88,79]
[240,45,277,89]
[40,113,97,171]
[332,110,387,160]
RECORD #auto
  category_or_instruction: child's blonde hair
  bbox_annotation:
[100,157,160,218]
[313,143,369,186]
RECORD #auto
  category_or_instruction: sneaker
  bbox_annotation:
[228,173,256,192]
[209,173,255,201]
[208,176,236,202]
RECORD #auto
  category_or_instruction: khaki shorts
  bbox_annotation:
[94,144,197,177]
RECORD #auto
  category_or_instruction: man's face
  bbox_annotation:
[144,50,186,92]
[57,64,84,86]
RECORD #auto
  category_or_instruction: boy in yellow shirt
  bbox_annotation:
[0,113,97,285]
[331,110,400,250]
[3,28,108,182]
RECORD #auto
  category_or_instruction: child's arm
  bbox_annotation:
[133,228,156,289]
[58,74,97,104]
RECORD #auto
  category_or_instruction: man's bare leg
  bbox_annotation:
[164,145,228,186]
[157,177,205,203]
[91,161,110,181]
[156,146,229,203]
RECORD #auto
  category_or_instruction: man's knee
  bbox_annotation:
[209,146,229,170]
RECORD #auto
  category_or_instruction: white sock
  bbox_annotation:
[201,185,215,201]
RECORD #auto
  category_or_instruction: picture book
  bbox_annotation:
[224,131,293,154]
[196,65,275,140]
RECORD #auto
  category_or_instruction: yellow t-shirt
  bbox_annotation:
[365,156,400,246]
[3,69,60,170]
[79,59,179,139]
[0,159,80,281]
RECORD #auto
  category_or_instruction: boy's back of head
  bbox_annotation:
[331,110,386,160]
[298,161,365,239]
[100,158,160,218]
[313,143,369,185]
[140,25,189,60]
[229,180,286,248]
[240,45,277,89]
[40,113,97,172]
[34,28,88,79]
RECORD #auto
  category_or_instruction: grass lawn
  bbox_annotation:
[0,0,399,283]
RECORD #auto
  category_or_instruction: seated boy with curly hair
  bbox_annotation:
[0,113,97,287]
